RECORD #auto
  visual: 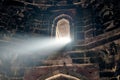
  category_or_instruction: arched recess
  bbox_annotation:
[56,18,71,39]
[51,14,74,41]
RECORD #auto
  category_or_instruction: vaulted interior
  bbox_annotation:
[0,0,120,80]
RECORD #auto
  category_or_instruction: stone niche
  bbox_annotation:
[24,64,99,80]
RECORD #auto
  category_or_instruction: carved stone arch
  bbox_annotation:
[56,18,71,39]
[51,14,74,41]
[36,72,89,80]
[36,68,89,80]
[45,73,80,80]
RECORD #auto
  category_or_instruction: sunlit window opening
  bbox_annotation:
[56,19,71,44]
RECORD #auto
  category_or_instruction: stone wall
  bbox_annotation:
[24,64,99,80]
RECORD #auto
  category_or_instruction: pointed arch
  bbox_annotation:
[45,73,80,80]
[56,18,71,40]
[51,14,74,38]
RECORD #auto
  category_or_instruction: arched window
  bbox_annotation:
[56,18,71,40]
